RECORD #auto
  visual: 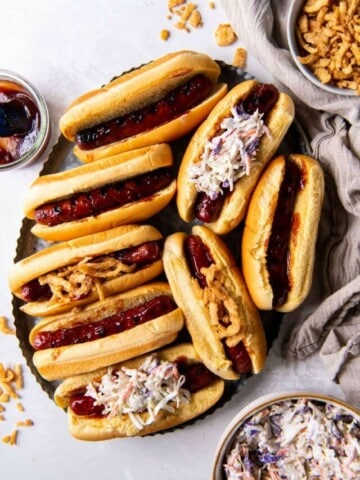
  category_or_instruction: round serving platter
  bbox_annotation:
[12,61,308,430]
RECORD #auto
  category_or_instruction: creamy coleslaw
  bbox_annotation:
[223,398,360,479]
[85,355,191,430]
[188,105,270,200]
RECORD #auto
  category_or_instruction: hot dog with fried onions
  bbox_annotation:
[176,80,295,235]
[163,225,267,380]
[8,224,164,317]
[30,283,184,381]
[59,51,228,163]
[54,343,224,440]
[23,143,175,243]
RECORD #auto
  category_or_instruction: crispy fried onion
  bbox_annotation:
[200,263,243,347]
[38,255,136,305]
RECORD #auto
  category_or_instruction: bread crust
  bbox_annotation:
[30,283,184,381]
[163,226,267,380]
[9,224,164,317]
[24,144,176,242]
[241,154,324,312]
[60,51,223,140]
[54,343,225,440]
[58,51,228,162]
[176,80,295,234]
[73,84,228,163]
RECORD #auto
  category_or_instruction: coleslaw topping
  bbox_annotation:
[188,105,270,200]
[85,355,191,430]
[223,398,360,480]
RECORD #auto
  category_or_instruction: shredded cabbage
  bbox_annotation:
[223,398,360,480]
[188,105,270,199]
[85,355,191,430]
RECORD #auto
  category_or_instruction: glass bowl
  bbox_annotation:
[0,69,50,172]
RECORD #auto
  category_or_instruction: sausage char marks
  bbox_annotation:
[75,74,214,150]
[35,169,173,227]
[32,294,176,350]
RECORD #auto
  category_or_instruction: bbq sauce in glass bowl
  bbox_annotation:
[0,70,50,171]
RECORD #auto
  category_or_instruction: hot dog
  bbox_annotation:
[9,224,164,317]
[176,80,295,235]
[23,143,176,242]
[59,51,228,163]
[242,154,324,312]
[29,283,184,381]
[163,225,267,380]
[54,343,224,440]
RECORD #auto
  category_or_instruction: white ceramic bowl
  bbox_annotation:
[212,391,360,479]
[286,0,357,97]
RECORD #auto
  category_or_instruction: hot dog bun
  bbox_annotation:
[176,80,295,235]
[54,343,225,440]
[24,144,176,242]
[163,226,267,380]
[9,224,164,317]
[59,50,228,163]
[30,283,184,381]
[242,154,324,312]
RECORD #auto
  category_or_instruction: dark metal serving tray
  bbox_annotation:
[12,61,307,432]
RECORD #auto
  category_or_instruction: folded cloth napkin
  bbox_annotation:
[220,0,360,405]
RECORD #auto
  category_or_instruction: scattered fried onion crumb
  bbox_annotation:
[2,429,17,445]
[0,362,33,445]
[232,47,247,69]
[168,0,186,10]
[296,0,360,94]
[162,0,203,39]
[214,23,238,46]
[0,316,15,335]
[160,29,170,41]
[16,419,33,427]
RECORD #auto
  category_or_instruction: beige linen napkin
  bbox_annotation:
[221,0,360,405]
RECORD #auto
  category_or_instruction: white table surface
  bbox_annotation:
[0,1,346,479]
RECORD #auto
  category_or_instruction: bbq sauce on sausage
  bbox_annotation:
[32,294,175,350]
[75,74,213,150]
[266,157,303,308]
[21,240,162,302]
[35,168,173,227]
[69,357,217,417]
[194,84,279,223]
[184,234,252,374]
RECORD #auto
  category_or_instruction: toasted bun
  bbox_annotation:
[54,343,225,440]
[60,51,223,140]
[176,80,295,235]
[163,226,267,380]
[58,50,228,163]
[242,154,324,312]
[30,283,184,381]
[73,84,228,163]
[24,144,175,242]
[9,224,163,317]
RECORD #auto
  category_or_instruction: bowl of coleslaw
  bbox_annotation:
[212,391,360,479]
